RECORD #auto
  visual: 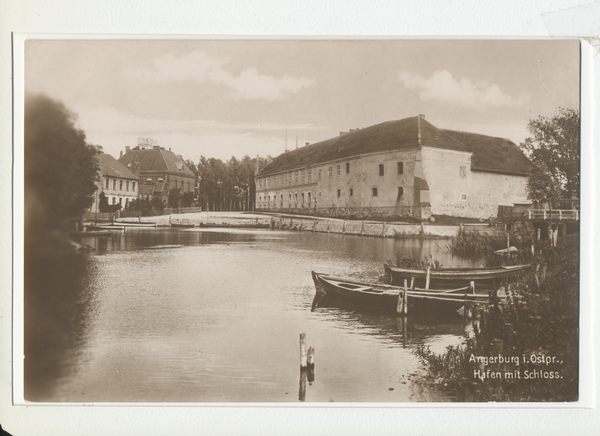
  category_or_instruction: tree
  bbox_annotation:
[167,187,182,208]
[25,94,100,243]
[520,107,580,204]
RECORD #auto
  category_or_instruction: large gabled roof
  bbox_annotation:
[442,130,534,176]
[97,153,138,180]
[258,116,470,177]
[257,116,533,178]
[118,147,195,178]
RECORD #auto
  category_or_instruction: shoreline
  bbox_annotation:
[115,211,507,239]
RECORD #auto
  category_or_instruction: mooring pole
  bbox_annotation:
[299,333,307,368]
[425,267,431,290]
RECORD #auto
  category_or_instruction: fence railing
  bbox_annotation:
[524,209,579,221]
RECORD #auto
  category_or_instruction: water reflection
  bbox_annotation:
[25,229,474,402]
[24,252,99,401]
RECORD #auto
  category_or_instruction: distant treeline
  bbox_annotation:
[185,155,271,212]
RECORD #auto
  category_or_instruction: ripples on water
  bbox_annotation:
[24,228,478,402]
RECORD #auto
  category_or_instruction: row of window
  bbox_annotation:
[105,178,137,192]
[259,186,406,204]
[144,178,192,191]
[257,162,405,190]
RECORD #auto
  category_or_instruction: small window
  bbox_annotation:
[346,162,350,174]
[372,188,378,197]
[379,164,384,176]
[132,182,136,191]
[120,180,123,190]
[397,162,403,175]
[350,188,353,196]
[460,166,467,179]
[105,178,110,189]
[295,172,298,183]
[397,187,404,201]
[336,164,341,176]
[126,181,129,191]
[307,169,312,183]
[328,166,333,178]
[460,193,468,201]
[301,171,305,183]
[318,169,323,181]
[113,180,117,189]
[337,189,341,197]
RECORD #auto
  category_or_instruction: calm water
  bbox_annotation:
[24,228,479,403]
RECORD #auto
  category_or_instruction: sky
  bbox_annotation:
[24,39,580,163]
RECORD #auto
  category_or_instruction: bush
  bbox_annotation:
[417,233,580,402]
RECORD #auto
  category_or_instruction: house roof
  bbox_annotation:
[118,147,195,178]
[258,116,471,177]
[97,153,138,180]
[442,130,534,176]
[257,116,533,177]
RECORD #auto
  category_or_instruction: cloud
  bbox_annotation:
[126,51,315,101]
[72,105,328,160]
[398,70,530,109]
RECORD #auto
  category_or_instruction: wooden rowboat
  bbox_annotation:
[311,272,485,315]
[112,220,157,228]
[383,262,532,286]
[86,224,126,231]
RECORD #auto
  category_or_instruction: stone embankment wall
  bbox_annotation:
[270,215,463,238]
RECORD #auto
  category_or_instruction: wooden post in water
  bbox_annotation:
[425,267,431,290]
[506,233,510,251]
[361,220,365,236]
[537,227,541,241]
[327,220,330,234]
[299,220,303,231]
[382,222,386,238]
[403,283,409,315]
[534,264,540,290]
[396,289,404,315]
[307,347,315,383]
[299,333,307,368]
[459,222,463,235]
[307,347,315,368]
[410,277,415,291]
[342,220,346,235]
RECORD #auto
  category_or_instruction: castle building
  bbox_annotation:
[254,115,533,220]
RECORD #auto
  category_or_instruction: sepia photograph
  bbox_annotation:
[19,38,582,404]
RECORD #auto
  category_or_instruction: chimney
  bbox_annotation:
[125,146,130,153]
[305,142,310,147]
[340,131,349,136]
[120,150,123,157]
[419,114,425,119]
[169,147,171,152]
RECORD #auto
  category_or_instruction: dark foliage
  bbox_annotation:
[25,94,100,244]
[520,107,580,203]
[416,233,579,402]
